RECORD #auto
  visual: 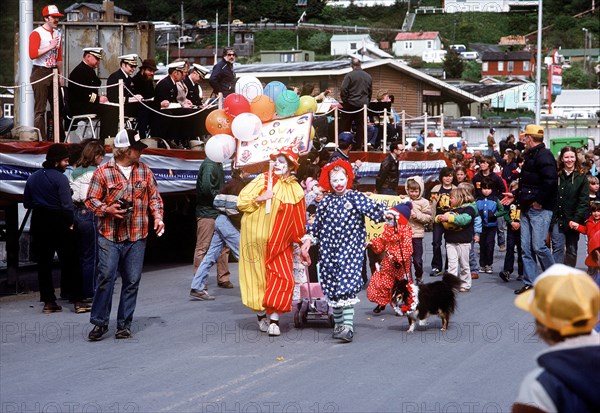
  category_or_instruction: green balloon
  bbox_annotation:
[275,90,300,118]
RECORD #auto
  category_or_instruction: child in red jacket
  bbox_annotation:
[569,201,600,275]
[367,202,414,314]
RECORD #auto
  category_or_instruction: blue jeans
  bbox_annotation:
[469,238,479,273]
[191,215,240,291]
[496,216,506,247]
[521,208,554,286]
[90,236,147,329]
[74,207,98,298]
[411,238,423,280]
[550,224,580,267]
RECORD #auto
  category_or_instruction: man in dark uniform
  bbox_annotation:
[184,63,210,141]
[106,54,144,132]
[153,61,194,148]
[132,58,157,138]
[67,47,115,140]
[209,47,236,98]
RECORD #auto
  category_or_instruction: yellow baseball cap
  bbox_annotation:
[524,124,544,137]
[515,264,599,336]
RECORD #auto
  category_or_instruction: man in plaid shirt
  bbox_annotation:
[85,129,165,341]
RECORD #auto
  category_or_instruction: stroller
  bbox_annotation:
[292,263,334,328]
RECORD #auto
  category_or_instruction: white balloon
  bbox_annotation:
[235,76,264,102]
[232,113,263,142]
[204,134,236,163]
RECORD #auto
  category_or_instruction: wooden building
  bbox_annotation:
[230,59,482,117]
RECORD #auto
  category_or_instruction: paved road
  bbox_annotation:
[2,234,588,413]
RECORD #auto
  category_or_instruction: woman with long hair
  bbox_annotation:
[70,140,106,301]
[551,146,589,267]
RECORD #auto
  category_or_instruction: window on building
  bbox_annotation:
[482,62,488,72]
[281,53,295,63]
[523,61,530,72]
[350,43,357,50]
[427,40,433,49]
[521,91,528,102]
[507,61,514,72]
[405,41,413,49]
[4,103,14,118]
[88,11,99,21]
[114,14,124,21]
[498,61,504,72]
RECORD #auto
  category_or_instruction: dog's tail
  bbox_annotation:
[441,272,462,292]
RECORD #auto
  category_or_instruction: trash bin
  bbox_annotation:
[549,137,594,157]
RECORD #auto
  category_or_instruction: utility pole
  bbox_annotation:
[534,0,543,125]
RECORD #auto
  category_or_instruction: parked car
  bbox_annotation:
[153,21,180,31]
[450,116,480,128]
[508,117,535,127]
[178,35,193,44]
[196,19,208,28]
[540,114,566,128]
[231,19,244,25]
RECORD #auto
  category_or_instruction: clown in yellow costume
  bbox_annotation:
[237,146,306,337]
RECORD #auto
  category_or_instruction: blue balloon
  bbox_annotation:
[263,81,286,103]
[275,90,300,118]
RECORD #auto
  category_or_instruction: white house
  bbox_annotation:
[443,0,537,14]
[393,32,442,58]
[330,34,377,56]
[326,0,397,7]
[452,78,538,113]
[551,90,600,117]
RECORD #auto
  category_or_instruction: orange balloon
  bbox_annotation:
[205,109,233,136]
[250,95,276,122]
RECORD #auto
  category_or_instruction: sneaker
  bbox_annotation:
[115,328,132,339]
[267,323,280,336]
[42,302,62,314]
[74,302,91,314]
[257,316,269,332]
[88,325,108,341]
[430,268,442,277]
[485,266,493,274]
[333,325,354,342]
[514,284,533,295]
[189,289,215,300]
[332,325,345,339]
[471,272,479,279]
[479,267,487,273]
[499,271,511,282]
[217,281,234,289]
[499,245,506,252]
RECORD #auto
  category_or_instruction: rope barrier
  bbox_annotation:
[0,72,54,89]
[122,84,219,118]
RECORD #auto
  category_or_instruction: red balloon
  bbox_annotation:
[223,93,251,117]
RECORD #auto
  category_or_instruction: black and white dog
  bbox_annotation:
[391,272,461,332]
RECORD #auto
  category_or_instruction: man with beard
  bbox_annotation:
[131,58,157,138]
[24,144,89,314]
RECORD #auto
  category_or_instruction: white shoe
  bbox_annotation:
[258,317,269,332]
[268,323,280,336]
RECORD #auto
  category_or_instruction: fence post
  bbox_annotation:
[118,79,125,131]
[334,106,339,145]
[363,104,368,151]
[53,68,60,143]
[383,108,388,153]
[424,112,428,150]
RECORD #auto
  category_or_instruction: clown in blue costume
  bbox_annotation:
[300,159,391,342]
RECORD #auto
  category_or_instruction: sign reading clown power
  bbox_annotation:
[235,113,313,166]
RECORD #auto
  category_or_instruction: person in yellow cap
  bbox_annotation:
[512,263,599,412]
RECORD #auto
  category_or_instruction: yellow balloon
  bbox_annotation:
[310,126,315,139]
[295,95,317,115]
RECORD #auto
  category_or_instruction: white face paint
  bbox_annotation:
[273,155,289,176]
[330,170,348,194]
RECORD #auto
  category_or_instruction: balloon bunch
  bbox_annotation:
[203,77,318,163]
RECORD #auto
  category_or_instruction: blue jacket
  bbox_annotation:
[476,195,505,228]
